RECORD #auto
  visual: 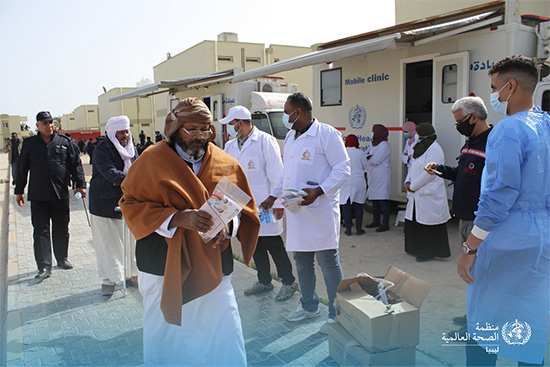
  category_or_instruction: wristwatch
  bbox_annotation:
[462,242,477,255]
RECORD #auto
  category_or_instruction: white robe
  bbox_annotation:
[139,272,246,366]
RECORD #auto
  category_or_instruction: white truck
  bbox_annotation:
[167,80,295,148]
[230,0,549,203]
[307,0,550,202]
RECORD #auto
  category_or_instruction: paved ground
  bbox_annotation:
[1,154,549,366]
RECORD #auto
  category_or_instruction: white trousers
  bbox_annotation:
[91,214,137,284]
[138,271,246,366]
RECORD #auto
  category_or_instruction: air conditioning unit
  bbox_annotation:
[257,81,281,93]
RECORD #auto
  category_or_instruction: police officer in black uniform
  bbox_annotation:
[15,111,86,280]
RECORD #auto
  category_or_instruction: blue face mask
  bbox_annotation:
[414,133,420,142]
[369,132,374,141]
[404,132,411,139]
[282,110,297,129]
[490,81,511,116]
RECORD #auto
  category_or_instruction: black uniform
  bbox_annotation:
[436,127,492,220]
[15,132,86,271]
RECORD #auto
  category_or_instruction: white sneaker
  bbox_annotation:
[319,318,336,334]
[286,304,320,322]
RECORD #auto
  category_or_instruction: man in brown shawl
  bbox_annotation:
[119,97,260,366]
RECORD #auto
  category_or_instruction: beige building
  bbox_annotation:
[1,114,28,145]
[60,113,76,131]
[98,87,155,140]
[73,105,100,131]
[395,0,549,24]
[150,33,313,129]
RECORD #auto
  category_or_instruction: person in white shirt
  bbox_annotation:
[222,106,298,302]
[401,121,417,170]
[340,134,367,236]
[365,124,392,232]
[404,122,451,262]
[261,93,350,334]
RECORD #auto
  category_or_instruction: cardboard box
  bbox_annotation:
[328,321,416,366]
[335,266,430,352]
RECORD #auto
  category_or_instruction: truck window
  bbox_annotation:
[252,113,272,135]
[321,68,342,106]
[542,90,549,113]
[441,64,458,103]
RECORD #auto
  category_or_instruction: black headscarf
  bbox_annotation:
[412,122,437,158]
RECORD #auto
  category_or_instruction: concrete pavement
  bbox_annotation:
[2,154,548,366]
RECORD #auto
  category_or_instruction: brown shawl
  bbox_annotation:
[119,141,260,325]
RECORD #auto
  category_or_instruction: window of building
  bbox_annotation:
[441,64,458,103]
[88,110,95,113]
[321,68,342,106]
[218,56,233,62]
[246,57,261,63]
[273,58,280,63]
[2,122,8,128]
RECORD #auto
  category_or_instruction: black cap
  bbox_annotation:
[36,111,54,122]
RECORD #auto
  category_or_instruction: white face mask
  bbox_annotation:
[226,123,238,139]
[490,81,511,116]
[282,109,297,129]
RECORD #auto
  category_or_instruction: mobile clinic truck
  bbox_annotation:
[231,0,550,203]
[109,69,296,148]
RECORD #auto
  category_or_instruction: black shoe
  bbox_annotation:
[376,225,390,232]
[344,229,352,236]
[453,315,467,325]
[416,256,434,262]
[35,268,52,280]
[57,259,73,269]
[356,229,365,236]
[365,222,381,228]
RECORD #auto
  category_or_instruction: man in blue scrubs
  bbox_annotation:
[458,55,550,366]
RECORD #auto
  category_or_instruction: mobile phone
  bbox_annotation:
[428,168,443,177]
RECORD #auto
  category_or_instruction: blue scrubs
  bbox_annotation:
[468,107,550,364]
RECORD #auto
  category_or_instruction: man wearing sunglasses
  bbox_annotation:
[119,98,260,366]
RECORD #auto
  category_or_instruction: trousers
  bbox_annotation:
[30,199,70,270]
[253,235,295,286]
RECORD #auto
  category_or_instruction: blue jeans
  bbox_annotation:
[293,249,343,319]
[342,199,364,231]
[372,200,390,226]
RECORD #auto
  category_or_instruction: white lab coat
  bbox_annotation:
[401,138,416,169]
[224,127,283,236]
[366,141,392,200]
[404,142,450,225]
[340,147,367,205]
[272,119,350,252]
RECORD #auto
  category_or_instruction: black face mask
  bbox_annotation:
[456,114,476,137]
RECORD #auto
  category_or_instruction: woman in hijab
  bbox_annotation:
[401,121,417,171]
[404,122,451,262]
[340,134,368,236]
[89,116,138,296]
[365,124,392,232]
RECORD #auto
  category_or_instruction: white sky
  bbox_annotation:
[0,0,395,123]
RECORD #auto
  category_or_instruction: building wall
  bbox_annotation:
[73,105,100,130]
[60,113,76,130]
[1,114,28,145]
[395,0,549,24]
[268,44,314,97]
[98,88,155,142]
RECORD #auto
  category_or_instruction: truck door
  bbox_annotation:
[433,52,469,198]
[209,94,224,147]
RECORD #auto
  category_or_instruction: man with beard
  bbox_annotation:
[119,98,260,366]
[89,116,138,297]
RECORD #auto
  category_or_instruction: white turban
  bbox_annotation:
[105,116,135,174]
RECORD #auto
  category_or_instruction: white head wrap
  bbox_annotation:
[105,116,135,174]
